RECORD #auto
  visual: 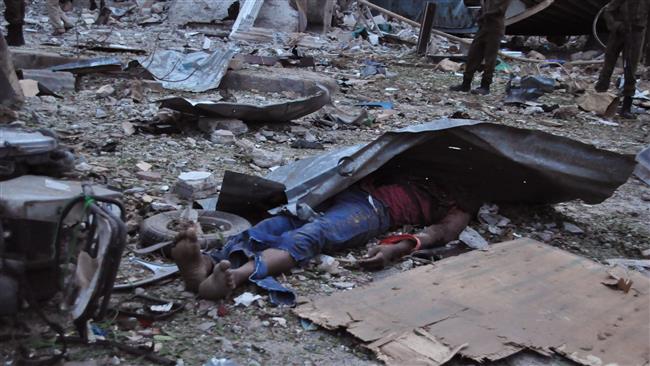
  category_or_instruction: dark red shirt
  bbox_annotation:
[362,179,477,228]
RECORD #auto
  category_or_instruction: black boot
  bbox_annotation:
[594,80,609,93]
[471,79,490,95]
[5,24,24,46]
[620,96,635,119]
[450,76,472,92]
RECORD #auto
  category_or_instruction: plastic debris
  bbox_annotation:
[233,292,263,307]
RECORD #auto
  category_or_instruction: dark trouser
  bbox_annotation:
[3,0,24,26]
[464,21,504,86]
[598,30,645,97]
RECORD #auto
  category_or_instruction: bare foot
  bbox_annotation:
[198,260,236,300]
[171,228,213,292]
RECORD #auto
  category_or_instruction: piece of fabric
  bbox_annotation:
[3,0,25,25]
[209,187,391,305]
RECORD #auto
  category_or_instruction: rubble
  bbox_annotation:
[1,0,648,365]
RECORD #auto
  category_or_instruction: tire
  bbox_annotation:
[139,210,251,252]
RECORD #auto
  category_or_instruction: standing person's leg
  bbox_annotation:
[4,0,25,46]
[596,32,625,92]
[473,30,502,95]
[46,0,66,34]
[621,30,644,118]
[450,31,487,92]
[198,188,391,301]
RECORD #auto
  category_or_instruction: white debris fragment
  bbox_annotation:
[234,292,262,307]
[459,227,489,250]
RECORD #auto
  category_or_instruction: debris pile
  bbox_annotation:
[0,0,648,365]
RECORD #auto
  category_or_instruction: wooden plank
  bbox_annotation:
[295,239,650,366]
[416,2,436,55]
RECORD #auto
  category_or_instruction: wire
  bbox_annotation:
[593,3,608,49]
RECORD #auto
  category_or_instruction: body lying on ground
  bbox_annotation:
[171,173,480,305]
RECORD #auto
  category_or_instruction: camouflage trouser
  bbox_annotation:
[463,21,504,86]
[46,0,73,30]
[598,30,645,97]
[3,0,25,25]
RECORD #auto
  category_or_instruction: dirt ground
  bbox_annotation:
[1,1,649,365]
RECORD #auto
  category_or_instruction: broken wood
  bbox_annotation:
[416,2,436,55]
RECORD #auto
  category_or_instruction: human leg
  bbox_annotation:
[172,215,302,292]
[450,32,486,92]
[198,248,296,300]
[596,32,625,92]
[620,30,644,118]
[4,0,25,46]
[473,31,502,95]
[275,188,391,264]
[170,227,215,292]
[46,0,66,33]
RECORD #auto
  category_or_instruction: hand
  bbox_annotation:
[358,246,392,270]
[358,240,415,270]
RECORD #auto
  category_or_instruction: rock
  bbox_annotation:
[75,162,93,172]
[538,119,563,127]
[437,58,462,72]
[459,227,489,250]
[570,51,584,61]
[198,117,248,135]
[553,105,579,120]
[523,106,544,115]
[251,148,283,168]
[235,138,256,152]
[304,131,317,143]
[582,50,602,60]
[174,171,219,199]
[136,171,162,182]
[271,317,287,327]
[150,201,181,211]
[96,85,115,98]
[123,187,146,195]
[641,248,650,259]
[332,282,355,289]
[526,50,546,60]
[563,222,584,235]
[260,129,274,138]
[95,108,108,118]
[254,132,267,142]
[210,130,235,145]
[290,126,308,136]
[197,321,216,332]
[271,134,288,143]
[0,106,18,123]
[8,120,26,128]
[151,2,165,13]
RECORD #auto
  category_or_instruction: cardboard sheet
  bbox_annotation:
[295,239,650,366]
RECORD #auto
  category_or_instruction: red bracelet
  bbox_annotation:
[379,234,422,253]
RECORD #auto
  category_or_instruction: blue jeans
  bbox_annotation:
[209,187,391,305]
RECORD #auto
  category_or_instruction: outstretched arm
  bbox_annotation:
[358,207,471,270]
